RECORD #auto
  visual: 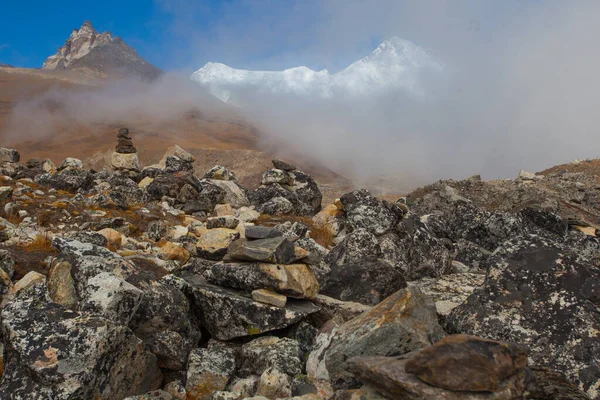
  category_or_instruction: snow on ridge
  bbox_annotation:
[190,37,442,103]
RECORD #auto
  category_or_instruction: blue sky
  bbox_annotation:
[0,0,556,72]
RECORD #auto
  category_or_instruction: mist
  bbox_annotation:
[4,1,600,192]
[154,0,600,189]
[2,72,229,143]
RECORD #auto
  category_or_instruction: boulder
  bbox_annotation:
[209,179,249,208]
[340,189,402,235]
[324,228,380,270]
[0,249,15,278]
[261,196,295,216]
[204,262,319,299]
[0,187,12,202]
[228,237,296,264]
[196,229,240,261]
[321,258,406,306]
[186,347,237,400]
[446,235,600,398]
[111,152,140,171]
[58,157,84,171]
[79,272,145,325]
[319,287,445,389]
[262,169,293,186]
[0,148,20,163]
[0,284,162,398]
[52,237,118,259]
[205,165,235,181]
[207,216,239,230]
[240,336,302,376]
[347,356,525,400]
[272,160,296,171]
[410,272,485,317]
[132,277,201,371]
[47,260,78,308]
[255,368,292,399]
[36,169,93,192]
[404,334,528,392]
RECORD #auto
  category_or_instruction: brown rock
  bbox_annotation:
[348,356,526,400]
[404,334,528,392]
[252,289,287,308]
[47,260,78,308]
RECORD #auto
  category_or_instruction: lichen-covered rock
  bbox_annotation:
[0,148,20,163]
[321,258,406,306]
[179,277,319,340]
[295,237,329,265]
[204,262,319,299]
[240,336,302,377]
[255,367,292,399]
[262,169,293,185]
[185,347,237,400]
[209,179,249,208]
[446,235,600,398]
[36,168,93,192]
[207,215,240,229]
[320,287,445,389]
[197,229,240,260]
[324,229,380,271]
[0,186,12,202]
[261,196,295,216]
[52,237,118,259]
[340,189,402,235]
[79,272,144,325]
[205,165,235,181]
[131,277,201,371]
[410,272,485,317]
[0,283,162,399]
[228,237,297,264]
[0,250,15,279]
[379,217,453,280]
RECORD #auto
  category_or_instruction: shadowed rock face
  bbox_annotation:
[42,20,161,80]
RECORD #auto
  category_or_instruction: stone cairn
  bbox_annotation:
[115,128,137,154]
[111,128,140,172]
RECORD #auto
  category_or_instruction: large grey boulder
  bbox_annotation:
[0,284,162,399]
[321,258,406,306]
[340,189,403,235]
[310,287,445,390]
[446,235,600,398]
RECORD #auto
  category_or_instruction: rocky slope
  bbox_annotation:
[43,20,161,80]
[0,135,598,399]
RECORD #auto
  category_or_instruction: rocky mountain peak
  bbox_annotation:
[43,20,161,80]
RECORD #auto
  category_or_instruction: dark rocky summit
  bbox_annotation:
[42,20,161,80]
[0,145,598,399]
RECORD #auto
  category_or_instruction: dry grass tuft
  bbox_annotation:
[19,232,57,253]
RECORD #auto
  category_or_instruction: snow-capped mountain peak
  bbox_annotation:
[190,37,442,103]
